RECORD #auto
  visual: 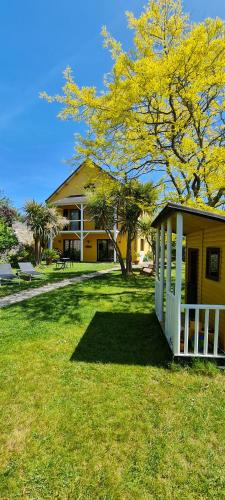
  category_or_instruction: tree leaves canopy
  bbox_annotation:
[42,0,225,208]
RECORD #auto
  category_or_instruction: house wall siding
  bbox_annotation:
[54,232,129,262]
[48,160,150,263]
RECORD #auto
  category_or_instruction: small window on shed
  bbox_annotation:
[140,239,144,251]
[206,248,220,281]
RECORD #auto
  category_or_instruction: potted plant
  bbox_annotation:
[133,251,140,265]
[42,248,60,265]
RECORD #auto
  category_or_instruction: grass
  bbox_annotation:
[0,272,225,498]
[0,261,117,298]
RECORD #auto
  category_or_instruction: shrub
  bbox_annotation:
[42,248,60,265]
[0,221,18,257]
[9,244,35,267]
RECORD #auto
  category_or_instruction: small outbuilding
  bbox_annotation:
[151,203,225,360]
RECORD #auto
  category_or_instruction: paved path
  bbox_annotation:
[0,268,118,309]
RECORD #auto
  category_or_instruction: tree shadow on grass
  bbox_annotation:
[6,272,154,325]
[7,288,153,325]
[71,312,172,367]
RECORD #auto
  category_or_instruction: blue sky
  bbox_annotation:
[0,0,224,210]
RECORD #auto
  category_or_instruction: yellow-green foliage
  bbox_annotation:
[42,0,225,208]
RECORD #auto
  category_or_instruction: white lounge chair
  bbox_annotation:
[18,262,42,281]
[0,263,19,285]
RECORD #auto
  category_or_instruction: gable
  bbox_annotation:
[46,160,111,204]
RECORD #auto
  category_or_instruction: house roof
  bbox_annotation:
[53,195,87,206]
[151,202,225,235]
[46,160,116,203]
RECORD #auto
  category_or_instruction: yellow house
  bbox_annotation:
[152,203,225,360]
[46,160,149,263]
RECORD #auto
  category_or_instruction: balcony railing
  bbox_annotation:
[64,221,81,231]
[62,219,106,232]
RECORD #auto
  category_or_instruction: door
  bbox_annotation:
[187,248,199,304]
[63,240,81,260]
[97,239,114,262]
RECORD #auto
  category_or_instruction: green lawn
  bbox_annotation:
[0,262,117,298]
[0,272,225,498]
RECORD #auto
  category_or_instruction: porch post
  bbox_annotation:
[113,207,117,263]
[159,223,165,322]
[155,227,160,279]
[174,212,183,354]
[165,217,172,337]
[166,218,172,295]
[80,203,84,262]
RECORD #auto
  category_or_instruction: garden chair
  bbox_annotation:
[141,263,154,276]
[0,263,19,285]
[18,262,42,281]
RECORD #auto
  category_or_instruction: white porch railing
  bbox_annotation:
[165,291,177,349]
[155,277,161,320]
[180,304,225,358]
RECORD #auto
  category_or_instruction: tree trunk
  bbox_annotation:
[125,230,133,277]
[147,237,156,270]
[34,237,41,266]
[106,228,126,278]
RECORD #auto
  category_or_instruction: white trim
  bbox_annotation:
[113,207,117,263]
[181,304,225,310]
[165,218,172,339]
[166,217,172,295]
[80,203,84,262]
[155,227,160,279]
[159,223,165,322]
[60,229,119,235]
[181,303,225,358]
[174,212,183,355]
[175,353,225,359]
[60,230,113,234]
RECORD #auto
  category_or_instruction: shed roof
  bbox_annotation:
[151,203,225,235]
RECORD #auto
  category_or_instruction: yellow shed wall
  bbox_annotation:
[186,227,225,351]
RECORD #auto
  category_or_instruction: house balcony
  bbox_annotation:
[51,194,118,262]
[61,220,108,233]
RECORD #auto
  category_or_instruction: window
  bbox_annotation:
[140,239,144,251]
[206,247,220,281]
[63,209,81,231]
[64,239,80,260]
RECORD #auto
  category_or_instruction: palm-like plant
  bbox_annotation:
[24,201,67,265]
[138,215,156,267]
[86,179,157,277]
[117,180,157,275]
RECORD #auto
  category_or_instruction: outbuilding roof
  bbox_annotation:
[151,202,225,235]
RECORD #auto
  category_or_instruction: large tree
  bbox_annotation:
[87,178,157,277]
[42,0,225,208]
